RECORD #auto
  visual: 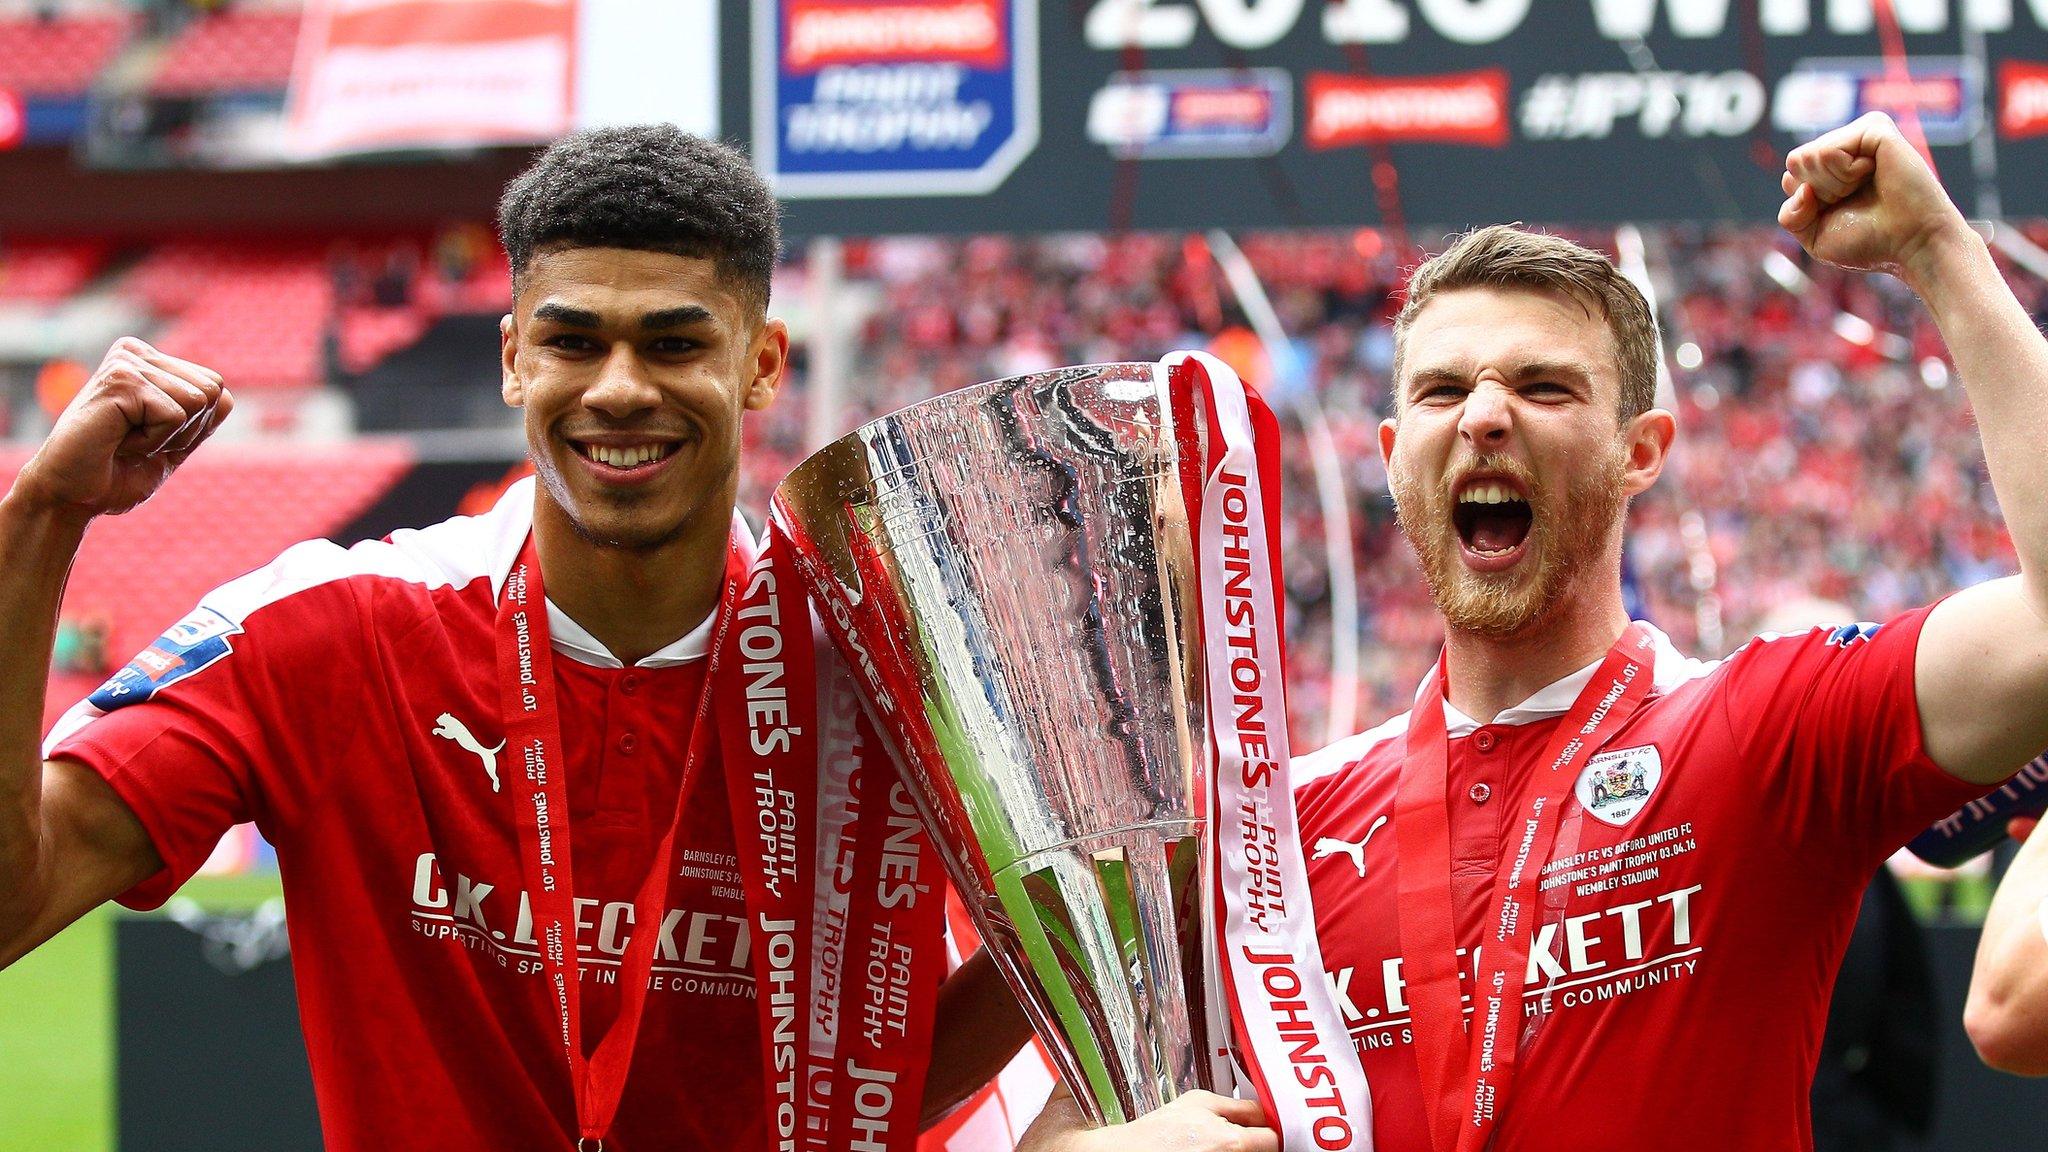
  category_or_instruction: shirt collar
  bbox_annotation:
[1434,622,1698,738]
[547,598,714,669]
[483,479,755,670]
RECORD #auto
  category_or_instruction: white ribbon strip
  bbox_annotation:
[1170,349,1375,1152]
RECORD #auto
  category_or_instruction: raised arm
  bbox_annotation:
[1779,113,2048,786]
[0,338,231,968]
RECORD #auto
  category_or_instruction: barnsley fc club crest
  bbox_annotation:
[1575,745,1663,827]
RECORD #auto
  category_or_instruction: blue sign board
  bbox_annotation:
[753,0,1039,197]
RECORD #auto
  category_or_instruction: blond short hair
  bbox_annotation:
[1393,225,1660,421]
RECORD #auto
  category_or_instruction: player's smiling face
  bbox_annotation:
[501,246,785,552]
[1382,284,1655,637]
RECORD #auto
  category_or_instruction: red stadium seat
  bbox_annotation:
[148,7,302,97]
[124,244,332,392]
[338,305,431,375]
[0,11,137,97]
[0,443,416,732]
[0,240,108,303]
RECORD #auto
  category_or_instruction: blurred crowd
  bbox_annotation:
[737,225,2047,740]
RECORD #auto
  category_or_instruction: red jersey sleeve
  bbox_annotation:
[1716,604,1990,876]
[44,540,371,910]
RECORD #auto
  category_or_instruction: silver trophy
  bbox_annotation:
[773,363,1216,1125]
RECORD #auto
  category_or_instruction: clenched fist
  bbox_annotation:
[13,338,233,520]
[1018,1087,1280,1152]
[1778,111,1977,287]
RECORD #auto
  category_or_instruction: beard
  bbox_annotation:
[1390,442,1628,637]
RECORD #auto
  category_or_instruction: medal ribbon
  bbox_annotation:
[1170,349,1375,1151]
[497,529,747,1148]
[1395,623,1656,1152]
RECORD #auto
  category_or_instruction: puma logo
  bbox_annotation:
[1311,814,1389,879]
[432,713,504,793]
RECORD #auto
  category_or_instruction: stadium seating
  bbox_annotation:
[127,244,333,391]
[0,9,136,97]
[27,232,513,396]
[148,6,302,97]
[0,240,107,303]
[337,304,431,375]
[2,443,415,730]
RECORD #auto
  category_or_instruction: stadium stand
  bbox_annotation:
[125,243,332,392]
[343,312,503,430]
[336,303,429,375]
[4,441,415,730]
[0,239,107,303]
[0,6,136,97]
[146,4,302,98]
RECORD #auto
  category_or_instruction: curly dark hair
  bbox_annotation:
[497,125,780,314]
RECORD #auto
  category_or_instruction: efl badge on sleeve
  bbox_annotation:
[88,607,241,712]
[1575,745,1663,827]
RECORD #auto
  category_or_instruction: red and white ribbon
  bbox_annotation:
[804,664,870,1150]
[730,525,944,1152]
[715,527,821,1152]
[1396,625,1654,1151]
[498,515,938,1152]
[1168,349,1375,1151]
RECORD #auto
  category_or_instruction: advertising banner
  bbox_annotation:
[287,0,578,156]
[1089,68,1291,159]
[728,0,2048,233]
[1773,56,1981,145]
[288,0,717,158]
[753,0,1040,196]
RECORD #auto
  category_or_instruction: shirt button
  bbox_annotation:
[621,674,641,696]
[618,731,638,755]
[1469,782,1492,804]
[1473,729,1497,752]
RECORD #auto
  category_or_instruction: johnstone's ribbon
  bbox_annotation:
[1396,624,1654,1152]
[1169,350,1376,1151]
[802,655,872,1149]
[499,515,942,1152]
[497,529,747,1149]
[714,524,946,1152]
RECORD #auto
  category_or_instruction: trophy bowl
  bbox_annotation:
[772,362,1215,1125]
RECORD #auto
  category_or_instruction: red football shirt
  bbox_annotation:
[46,479,766,1152]
[1293,612,1988,1152]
